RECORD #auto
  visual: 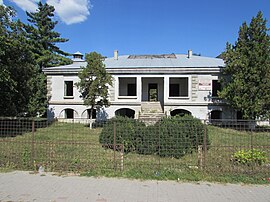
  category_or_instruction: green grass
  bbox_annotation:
[0,122,269,184]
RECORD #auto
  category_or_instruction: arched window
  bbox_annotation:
[210,110,222,120]
[170,109,191,117]
[115,108,135,118]
[65,109,74,119]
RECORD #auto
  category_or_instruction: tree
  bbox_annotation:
[76,52,113,128]
[24,2,71,69]
[27,70,48,117]
[220,11,270,120]
[0,6,36,116]
[23,2,72,117]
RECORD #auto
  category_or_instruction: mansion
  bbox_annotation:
[43,50,237,121]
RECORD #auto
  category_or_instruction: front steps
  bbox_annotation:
[139,102,165,125]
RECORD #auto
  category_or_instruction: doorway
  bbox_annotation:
[148,83,158,101]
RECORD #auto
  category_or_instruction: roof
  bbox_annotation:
[73,51,83,55]
[104,54,224,69]
[43,53,225,74]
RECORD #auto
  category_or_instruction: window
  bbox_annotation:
[210,110,222,120]
[64,81,73,97]
[119,77,137,96]
[115,108,135,118]
[169,78,188,97]
[169,84,179,97]
[170,109,191,117]
[127,84,136,96]
[212,80,221,97]
[65,109,74,119]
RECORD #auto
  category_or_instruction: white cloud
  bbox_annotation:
[10,0,38,12]
[47,0,91,25]
[0,0,3,5]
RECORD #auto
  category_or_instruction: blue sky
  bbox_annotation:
[1,0,270,58]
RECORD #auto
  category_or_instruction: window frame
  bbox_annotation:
[169,77,189,98]
[64,81,74,99]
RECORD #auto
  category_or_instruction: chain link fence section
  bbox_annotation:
[0,118,123,173]
[0,117,269,178]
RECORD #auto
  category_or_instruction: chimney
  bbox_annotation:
[114,50,118,60]
[188,50,192,58]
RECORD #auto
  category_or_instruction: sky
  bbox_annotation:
[1,0,270,58]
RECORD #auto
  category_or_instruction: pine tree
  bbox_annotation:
[220,11,270,119]
[23,2,72,117]
[76,52,113,128]
[25,2,71,69]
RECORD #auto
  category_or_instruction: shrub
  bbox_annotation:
[99,115,209,159]
[99,116,145,153]
[157,115,208,159]
[136,124,159,155]
[232,149,267,166]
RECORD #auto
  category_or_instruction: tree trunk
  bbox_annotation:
[89,106,94,129]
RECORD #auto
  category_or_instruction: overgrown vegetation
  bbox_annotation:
[99,116,145,152]
[100,116,209,158]
[232,149,267,166]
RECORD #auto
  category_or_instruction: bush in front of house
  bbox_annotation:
[99,116,145,153]
[135,124,159,155]
[99,115,209,159]
[157,115,208,158]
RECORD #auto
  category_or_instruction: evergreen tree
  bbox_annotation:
[220,11,270,119]
[25,2,71,69]
[0,6,36,116]
[27,69,48,117]
[76,52,113,128]
[23,2,72,117]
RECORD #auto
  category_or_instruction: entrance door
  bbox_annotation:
[148,83,158,101]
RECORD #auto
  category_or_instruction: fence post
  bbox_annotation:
[158,121,161,172]
[120,145,124,172]
[203,125,207,169]
[113,122,116,171]
[198,145,203,169]
[250,123,254,174]
[31,120,35,166]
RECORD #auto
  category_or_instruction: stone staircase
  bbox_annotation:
[139,102,166,125]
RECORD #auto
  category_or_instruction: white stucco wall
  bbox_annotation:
[47,72,232,121]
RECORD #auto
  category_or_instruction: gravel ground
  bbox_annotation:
[0,171,269,202]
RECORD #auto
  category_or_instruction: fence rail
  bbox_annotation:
[0,117,269,180]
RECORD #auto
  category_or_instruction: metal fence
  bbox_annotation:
[0,117,269,179]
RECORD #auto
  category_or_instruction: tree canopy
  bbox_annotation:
[0,6,36,116]
[24,2,71,69]
[76,52,113,124]
[0,3,71,117]
[220,11,270,119]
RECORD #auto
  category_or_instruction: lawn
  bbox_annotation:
[0,121,269,184]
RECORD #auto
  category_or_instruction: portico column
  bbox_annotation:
[164,76,169,103]
[137,76,142,102]
[115,76,119,101]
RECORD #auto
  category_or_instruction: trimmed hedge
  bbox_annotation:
[99,116,145,152]
[99,115,209,158]
[157,115,208,158]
